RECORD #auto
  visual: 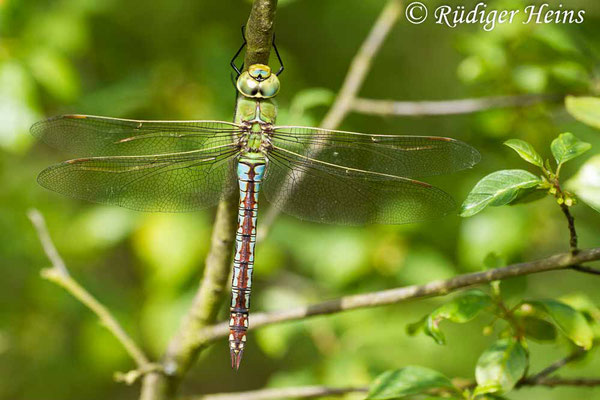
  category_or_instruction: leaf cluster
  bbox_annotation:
[460,96,600,217]
[368,284,600,399]
[366,96,600,400]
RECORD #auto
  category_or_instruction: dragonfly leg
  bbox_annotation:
[230,25,247,77]
[272,33,284,76]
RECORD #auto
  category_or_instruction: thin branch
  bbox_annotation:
[549,171,579,255]
[184,386,368,400]
[570,264,600,275]
[351,94,562,117]
[519,377,600,387]
[115,364,165,385]
[257,0,403,240]
[140,1,279,399]
[197,248,600,343]
[27,209,68,276]
[27,209,150,369]
[159,199,238,380]
[524,348,587,383]
[185,376,600,400]
[560,203,578,253]
[320,0,402,130]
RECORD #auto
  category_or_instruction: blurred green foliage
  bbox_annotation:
[1,0,600,399]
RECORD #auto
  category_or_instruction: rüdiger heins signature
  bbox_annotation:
[434,3,585,31]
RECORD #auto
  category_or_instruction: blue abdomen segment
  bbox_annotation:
[229,159,265,369]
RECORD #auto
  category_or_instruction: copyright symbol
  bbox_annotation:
[405,2,428,24]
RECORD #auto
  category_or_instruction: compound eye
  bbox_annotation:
[258,76,280,98]
[237,73,260,97]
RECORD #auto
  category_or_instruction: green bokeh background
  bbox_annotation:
[1,0,600,399]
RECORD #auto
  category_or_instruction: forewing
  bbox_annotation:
[37,147,239,212]
[31,114,242,156]
[271,126,480,178]
[263,147,455,225]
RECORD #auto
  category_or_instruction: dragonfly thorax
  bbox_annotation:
[236,64,280,99]
[239,121,273,153]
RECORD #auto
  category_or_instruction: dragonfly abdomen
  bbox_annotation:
[229,158,265,369]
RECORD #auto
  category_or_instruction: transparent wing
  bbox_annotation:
[263,146,455,225]
[271,126,480,178]
[38,146,239,212]
[31,114,243,156]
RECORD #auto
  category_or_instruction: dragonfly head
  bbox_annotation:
[236,64,280,99]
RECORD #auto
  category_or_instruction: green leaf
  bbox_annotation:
[527,300,593,349]
[551,62,589,87]
[521,316,557,342]
[508,188,547,205]
[460,170,542,217]
[427,290,493,344]
[566,155,600,213]
[560,294,600,340]
[551,132,591,166]
[483,252,505,270]
[407,290,492,344]
[474,338,528,395]
[368,366,455,399]
[565,96,600,130]
[406,315,427,336]
[289,87,335,114]
[504,139,544,168]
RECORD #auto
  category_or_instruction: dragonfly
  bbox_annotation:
[32,38,480,370]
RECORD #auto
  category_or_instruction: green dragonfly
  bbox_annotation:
[32,42,480,369]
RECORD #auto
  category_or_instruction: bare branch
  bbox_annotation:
[551,169,579,255]
[115,364,165,385]
[197,248,600,342]
[519,377,600,388]
[160,199,238,380]
[523,349,587,383]
[351,94,561,117]
[560,203,578,253]
[257,0,403,240]
[184,386,368,400]
[27,209,68,276]
[243,0,278,67]
[184,376,600,400]
[570,264,600,275]
[28,209,150,369]
[320,0,403,130]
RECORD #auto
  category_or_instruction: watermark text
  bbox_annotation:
[405,2,585,31]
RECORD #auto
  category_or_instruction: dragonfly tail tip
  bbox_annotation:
[230,349,244,370]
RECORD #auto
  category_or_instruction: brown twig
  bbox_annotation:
[159,199,238,379]
[546,167,579,255]
[184,376,600,400]
[184,386,368,400]
[570,264,600,275]
[27,209,151,369]
[351,94,562,117]
[560,203,578,253]
[27,209,68,276]
[257,0,403,240]
[519,377,600,387]
[319,0,403,130]
[522,348,587,384]
[196,248,600,343]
